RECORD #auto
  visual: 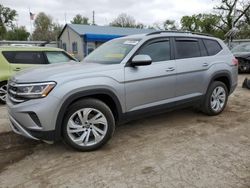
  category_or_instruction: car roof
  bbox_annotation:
[121,31,218,41]
[0,46,64,52]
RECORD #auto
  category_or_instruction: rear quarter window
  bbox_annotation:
[203,39,222,56]
[2,51,46,64]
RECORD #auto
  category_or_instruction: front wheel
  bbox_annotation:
[201,81,228,116]
[0,82,7,104]
[62,98,115,151]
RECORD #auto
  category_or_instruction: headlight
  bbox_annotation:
[10,82,56,99]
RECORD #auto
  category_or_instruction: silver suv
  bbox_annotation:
[7,31,238,151]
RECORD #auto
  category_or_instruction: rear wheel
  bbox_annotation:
[201,81,228,116]
[62,98,115,151]
[0,82,7,104]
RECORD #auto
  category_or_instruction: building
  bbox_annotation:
[58,24,155,60]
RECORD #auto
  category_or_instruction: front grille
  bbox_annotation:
[8,82,26,104]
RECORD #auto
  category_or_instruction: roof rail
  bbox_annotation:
[146,30,213,37]
[146,30,190,36]
[191,32,213,37]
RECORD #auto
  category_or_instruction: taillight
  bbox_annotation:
[232,57,238,66]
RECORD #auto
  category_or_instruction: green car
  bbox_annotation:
[0,46,77,104]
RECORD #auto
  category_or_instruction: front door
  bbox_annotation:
[125,38,176,112]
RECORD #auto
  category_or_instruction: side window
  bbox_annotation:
[198,39,208,56]
[62,43,67,51]
[45,51,73,64]
[203,39,222,56]
[175,39,201,59]
[137,40,171,62]
[72,42,78,53]
[2,51,46,64]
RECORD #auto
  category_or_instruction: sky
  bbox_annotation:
[2,0,218,32]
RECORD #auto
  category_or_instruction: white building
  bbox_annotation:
[58,24,155,60]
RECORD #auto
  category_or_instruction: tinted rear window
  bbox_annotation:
[2,51,46,64]
[203,39,222,56]
[175,39,201,59]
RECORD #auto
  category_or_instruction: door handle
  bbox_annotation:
[202,63,209,67]
[14,67,21,71]
[165,67,175,72]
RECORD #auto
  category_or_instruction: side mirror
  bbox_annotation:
[131,55,152,66]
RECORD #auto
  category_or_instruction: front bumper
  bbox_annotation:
[9,114,55,141]
[7,94,61,142]
[9,115,38,140]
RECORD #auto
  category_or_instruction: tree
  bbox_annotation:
[110,13,137,28]
[135,23,145,29]
[179,1,250,39]
[215,0,250,31]
[52,23,63,40]
[180,14,224,38]
[163,19,177,30]
[71,14,90,25]
[237,24,250,38]
[5,26,29,40]
[32,12,62,41]
[150,20,177,30]
[0,4,17,39]
[181,15,200,31]
[245,8,250,24]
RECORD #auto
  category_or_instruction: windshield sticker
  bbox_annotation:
[105,54,124,59]
[123,40,139,45]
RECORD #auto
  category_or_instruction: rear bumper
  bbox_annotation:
[230,83,237,95]
[9,114,55,142]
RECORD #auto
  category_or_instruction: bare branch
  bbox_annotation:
[234,4,250,24]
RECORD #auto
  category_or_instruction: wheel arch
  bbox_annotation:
[208,71,232,94]
[54,89,123,141]
[0,80,8,85]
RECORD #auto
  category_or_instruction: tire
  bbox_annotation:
[62,98,115,151]
[201,81,228,116]
[0,82,7,104]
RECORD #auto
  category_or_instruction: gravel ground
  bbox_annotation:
[0,75,249,188]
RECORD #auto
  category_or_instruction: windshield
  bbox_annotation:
[231,43,250,53]
[84,38,141,64]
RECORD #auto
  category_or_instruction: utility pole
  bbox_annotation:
[64,12,67,24]
[229,2,237,48]
[92,11,95,25]
[29,7,32,38]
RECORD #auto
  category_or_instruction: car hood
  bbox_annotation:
[233,52,250,59]
[11,62,122,83]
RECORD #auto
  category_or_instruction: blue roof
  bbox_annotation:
[59,24,155,42]
[67,24,155,36]
[83,34,124,42]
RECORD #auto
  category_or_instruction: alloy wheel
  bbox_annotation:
[210,86,226,112]
[67,108,108,146]
[0,84,7,102]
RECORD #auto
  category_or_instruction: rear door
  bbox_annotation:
[174,37,210,98]
[2,51,47,74]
